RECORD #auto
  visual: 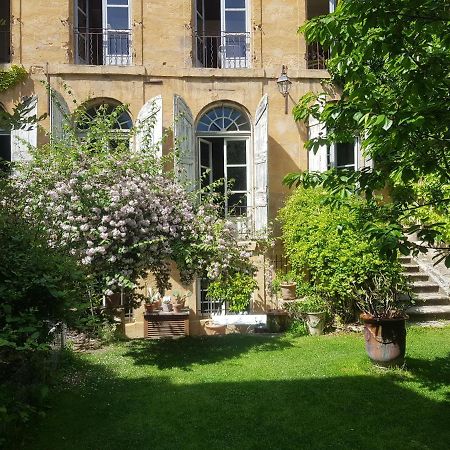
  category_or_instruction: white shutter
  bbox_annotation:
[254,94,268,234]
[135,95,163,157]
[50,89,70,143]
[173,95,196,187]
[308,115,328,172]
[11,95,38,162]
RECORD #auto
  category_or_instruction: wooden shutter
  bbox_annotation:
[308,115,328,172]
[50,89,70,143]
[11,96,38,162]
[254,94,268,233]
[135,95,163,157]
[173,95,196,187]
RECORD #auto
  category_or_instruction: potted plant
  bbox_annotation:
[355,274,412,367]
[295,293,328,336]
[171,290,191,313]
[161,295,173,312]
[144,286,161,313]
[275,271,297,301]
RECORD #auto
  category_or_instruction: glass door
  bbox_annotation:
[75,0,89,63]
[102,0,131,65]
[195,0,206,67]
[221,0,248,68]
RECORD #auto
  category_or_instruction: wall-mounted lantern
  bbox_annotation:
[276,65,292,114]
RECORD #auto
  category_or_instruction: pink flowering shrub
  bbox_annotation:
[13,103,255,301]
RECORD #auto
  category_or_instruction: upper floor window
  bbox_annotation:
[0,1,11,63]
[305,0,335,69]
[194,0,250,69]
[74,0,132,66]
[328,141,358,171]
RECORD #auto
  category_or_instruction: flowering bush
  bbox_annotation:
[13,102,255,302]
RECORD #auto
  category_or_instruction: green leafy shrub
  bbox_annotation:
[278,187,405,321]
[207,273,258,313]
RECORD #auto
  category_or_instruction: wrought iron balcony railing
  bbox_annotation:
[226,204,256,240]
[306,42,330,70]
[74,28,132,66]
[0,30,11,63]
[194,32,251,69]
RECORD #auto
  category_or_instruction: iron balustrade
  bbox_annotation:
[306,42,330,70]
[74,28,132,66]
[194,32,251,69]
[0,30,10,63]
[225,204,256,240]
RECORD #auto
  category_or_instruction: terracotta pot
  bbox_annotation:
[204,322,226,336]
[280,282,297,300]
[361,314,407,367]
[172,303,184,313]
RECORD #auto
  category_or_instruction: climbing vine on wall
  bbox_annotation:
[0,65,27,93]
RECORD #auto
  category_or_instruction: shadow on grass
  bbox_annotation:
[23,351,450,450]
[407,352,450,395]
[123,334,294,370]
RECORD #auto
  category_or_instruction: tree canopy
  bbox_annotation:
[287,0,450,264]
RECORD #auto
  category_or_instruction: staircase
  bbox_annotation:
[400,256,450,322]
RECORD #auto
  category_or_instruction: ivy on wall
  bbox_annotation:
[0,65,27,93]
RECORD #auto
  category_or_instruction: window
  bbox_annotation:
[0,1,10,63]
[74,0,132,65]
[196,105,251,219]
[78,101,132,148]
[194,0,250,68]
[198,279,226,315]
[0,121,11,174]
[328,141,358,170]
[305,0,335,69]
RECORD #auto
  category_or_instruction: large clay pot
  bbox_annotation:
[204,321,226,336]
[361,314,407,367]
[305,312,326,336]
[280,282,297,300]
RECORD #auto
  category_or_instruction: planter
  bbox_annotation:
[145,303,160,313]
[361,314,407,367]
[172,299,186,313]
[204,321,227,336]
[305,311,326,336]
[280,282,297,300]
[267,310,291,333]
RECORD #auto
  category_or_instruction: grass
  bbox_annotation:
[21,326,450,450]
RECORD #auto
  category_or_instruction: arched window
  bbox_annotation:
[197,105,250,133]
[196,105,251,219]
[77,101,132,149]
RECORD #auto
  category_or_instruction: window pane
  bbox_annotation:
[200,142,210,166]
[0,134,11,161]
[225,11,246,33]
[108,0,128,5]
[107,7,129,29]
[228,193,247,216]
[227,140,246,164]
[226,0,246,8]
[336,142,354,167]
[227,167,246,190]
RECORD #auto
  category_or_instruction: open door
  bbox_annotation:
[75,0,89,64]
[174,95,196,189]
[103,0,132,65]
[199,138,213,188]
[253,94,268,234]
[221,0,249,69]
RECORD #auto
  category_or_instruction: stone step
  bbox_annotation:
[402,264,421,273]
[412,294,450,306]
[412,282,441,294]
[398,256,412,264]
[406,305,450,321]
[405,273,429,282]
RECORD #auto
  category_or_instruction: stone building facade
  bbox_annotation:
[0,0,347,336]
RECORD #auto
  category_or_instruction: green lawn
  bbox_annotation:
[24,326,450,450]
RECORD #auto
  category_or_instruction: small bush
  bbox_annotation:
[278,187,404,321]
